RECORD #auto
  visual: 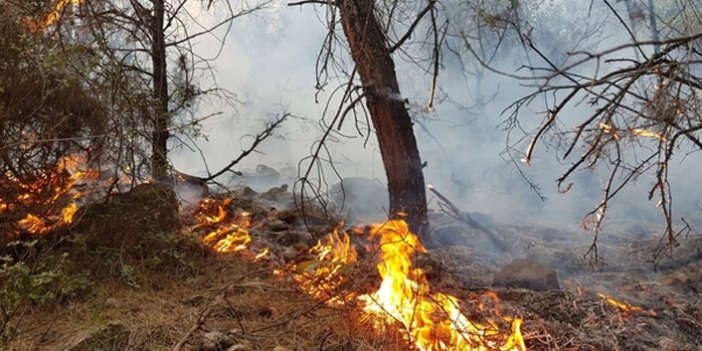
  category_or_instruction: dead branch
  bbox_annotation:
[427,185,510,253]
[171,268,267,351]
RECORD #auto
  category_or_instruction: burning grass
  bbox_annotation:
[3,156,702,350]
[184,195,527,351]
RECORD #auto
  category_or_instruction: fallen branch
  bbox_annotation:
[171,268,267,351]
[428,185,510,253]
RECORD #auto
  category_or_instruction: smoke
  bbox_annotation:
[169,0,702,236]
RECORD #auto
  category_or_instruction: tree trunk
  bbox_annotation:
[151,0,169,180]
[338,0,429,239]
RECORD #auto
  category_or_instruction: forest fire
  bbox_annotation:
[2,153,527,350]
[357,220,525,351]
[2,153,526,350]
[294,220,526,351]
[25,0,81,31]
[187,196,253,253]
[1,155,99,236]
[292,226,358,305]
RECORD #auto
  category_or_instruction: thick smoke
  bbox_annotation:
[170,0,702,235]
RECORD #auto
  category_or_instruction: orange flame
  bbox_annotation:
[597,293,656,317]
[254,247,270,261]
[358,220,526,351]
[291,220,526,350]
[2,154,99,236]
[25,0,82,31]
[188,197,253,254]
[292,226,358,305]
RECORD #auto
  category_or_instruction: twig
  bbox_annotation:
[427,185,510,253]
[171,268,267,351]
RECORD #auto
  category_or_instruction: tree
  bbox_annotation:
[337,0,428,237]
[293,0,444,240]
[0,1,106,208]
[59,0,264,180]
[488,0,702,261]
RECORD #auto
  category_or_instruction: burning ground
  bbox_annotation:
[1,161,702,350]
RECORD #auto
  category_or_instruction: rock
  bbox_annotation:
[242,186,259,198]
[71,183,180,245]
[256,164,280,180]
[282,243,310,260]
[179,295,206,306]
[265,218,289,232]
[197,331,234,351]
[275,230,313,246]
[660,270,700,294]
[258,184,290,203]
[62,321,130,351]
[493,258,560,291]
[67,183,203,279]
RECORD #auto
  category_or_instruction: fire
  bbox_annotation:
[292,220,526,350]
[597,293,656,317]
[358,220,525,351]
[25,0,82,31]
[254,247,270,261]
[2,154,99,236]
[187,196,253,254]
[292,226,358,305]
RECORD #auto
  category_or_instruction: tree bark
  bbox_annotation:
[151,0,169,180]
[338,0,429,239]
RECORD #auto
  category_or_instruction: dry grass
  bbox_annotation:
[7,252,411,351]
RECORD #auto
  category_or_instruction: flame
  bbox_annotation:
[254,247,270,261]
[291,220,526,350]
[2,154,99,236]
[17,214,49,234]
[597,293,656,317]
[25,0,82,31]
[292,226,358,305]
[358,220,526,351]
[187,196,253,254]
[62,203,78,223]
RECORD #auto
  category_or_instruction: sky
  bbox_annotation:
[168,0,702,233]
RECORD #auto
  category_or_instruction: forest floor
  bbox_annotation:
[4,183,702,351]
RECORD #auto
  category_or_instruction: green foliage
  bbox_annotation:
[0,242,91,308]
[0,241,92,344]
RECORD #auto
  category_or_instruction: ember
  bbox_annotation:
[597,293,656,317]
[25,0,81,31]
[2,154,99,236]
[187,196,253,253]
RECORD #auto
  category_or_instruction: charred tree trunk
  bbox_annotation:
[338,0,429,239]
[151,0,169,180]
